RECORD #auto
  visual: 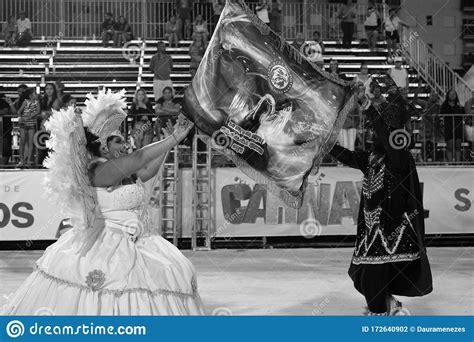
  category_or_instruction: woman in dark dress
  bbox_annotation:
[440,89,466,162]
[130,88,155,149]
[330,84,433,315]
[38,83,61,166]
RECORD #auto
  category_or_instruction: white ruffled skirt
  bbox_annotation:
[1,227,205,315]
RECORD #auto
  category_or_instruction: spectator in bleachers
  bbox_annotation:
[364,6,379,50]
[38,83,61,166]
[255,0,271,25]
[441,89,466,162]
[370,84,386,109]
[60,94,76,109]
[189,34,206,76]
[3,15,18,47]
[387,57,408,89]
[176,0,193,40]
[113,16,132,47]
[212,0,225,33]
[13,84,28,110]
[384,8,408,57]
[130,88,155,149]
[416,89,442,162]
[269,0,282,34]
[0,88,16,166]
[16,11,32,47]
[17,88,40,168]
[193,14,209,42]
[154,86,180,141]
[353,62,374,97]
[165,16,179,48]
[101,12,116,48]
[328,59,349,81]
[337,0,357,49]
[55,80,65,103]
[150,41,174,102]
[291,32,305,51]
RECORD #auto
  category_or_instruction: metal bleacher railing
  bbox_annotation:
[400,25,474,107]
[0,0,384,40]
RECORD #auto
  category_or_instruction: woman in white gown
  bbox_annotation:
[1,90,205,315]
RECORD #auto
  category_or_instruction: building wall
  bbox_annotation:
[400,0,463,69]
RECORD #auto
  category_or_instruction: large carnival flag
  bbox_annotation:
[182,0,357,208]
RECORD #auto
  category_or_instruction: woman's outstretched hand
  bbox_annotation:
[162,114,194,144]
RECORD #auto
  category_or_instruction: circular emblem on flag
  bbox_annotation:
[267,60,293,94]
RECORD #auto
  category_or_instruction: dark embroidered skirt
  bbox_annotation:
[348,254,433,297]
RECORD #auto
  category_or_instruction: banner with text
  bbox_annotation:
[180,167,474,237]
[0,171,63,241]
[1,168,473,241]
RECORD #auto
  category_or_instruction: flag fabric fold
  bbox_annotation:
[182,0,357,208]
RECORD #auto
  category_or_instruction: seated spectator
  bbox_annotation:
[38,83,61,165]
[17,88,40,168]
[353,62,374,97]
[370,84,386,109]
[113,16,132,47]
[327,59,348,80]
[61,94,76,108]
[176,0,192,40]
[165,16,179,48]
[441,89,467,162]
[0,87,16,166]
[101,12,116,48]
[189,34,206,76]
[16,11,32,47]
[130,88,155,149]
[291,32,305,51]
[193,14,209,42]
[387,57,408,89]
[154,87,180,140]
[269,0,282,34]
[3,15,17,47]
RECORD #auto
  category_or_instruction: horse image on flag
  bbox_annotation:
[182,0,358,208]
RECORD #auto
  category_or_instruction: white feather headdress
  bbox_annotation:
[42,89,127,229]
[82,88,127,146]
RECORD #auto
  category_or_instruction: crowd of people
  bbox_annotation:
[2,2,406,52]
[0,80,183,168]
[0,3,472,167]
[2,11,33,47]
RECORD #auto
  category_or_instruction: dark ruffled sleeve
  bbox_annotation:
[329,144,370,173]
